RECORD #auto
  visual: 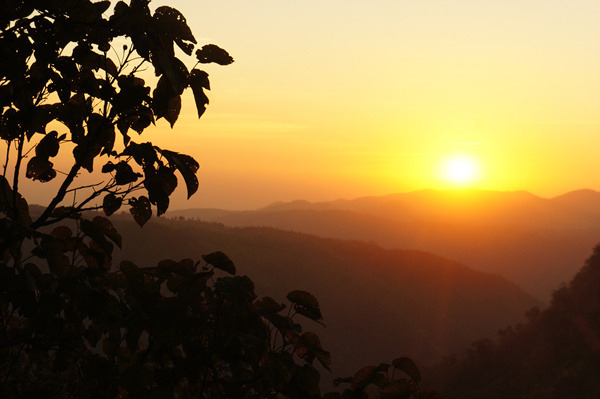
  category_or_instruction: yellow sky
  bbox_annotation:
[20,0,600,210]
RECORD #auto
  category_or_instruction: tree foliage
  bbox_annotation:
[0,2,436,398]
[1,240,331,398]
[326,357,438,399]
[0,0,234,233]
[0,1,333,398]
[427,245,600,399]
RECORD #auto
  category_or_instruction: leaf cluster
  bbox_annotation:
[0,0,234,230]
[325,357,439,399]
[0,216,330,398]
[427,244,600,399]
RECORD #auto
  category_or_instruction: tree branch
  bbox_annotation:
[31,162,82,229]
[11,138,24,220]
[3,142,10,177]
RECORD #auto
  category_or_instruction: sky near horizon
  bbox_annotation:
[19,0,600,210]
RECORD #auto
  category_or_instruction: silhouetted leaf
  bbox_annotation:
[120,260,144,286]
[392,357,421,386]
[129,196,152,227]
[114,161,141,185]
[381,380,414,399]
[215,276,256,305]
[153,6,196,52]
[376,363,391,373]
[102,161,116,173]
[84,325,101,347]
[158,259,192,277]
[157,149,199,198]
[152,76,181,128]
[287,290,323,322]
[50,226,72,240]
[189,69,210,118]
[26,156,56,182]
[87,113,115,156]
[351,366,377,391]
[80,219,114,256]
[333,377,353,387]
[92,216,122,249]
[144,166,177,216]
[163,94,181,128]
[128,106,154,133]
[195,44,234,65]
[298,331,331,371]
[103,193,122,217]
[121,142,159,169]
[293,364,321,397]
[35,130,59,159]
[73,139,102,172]
[255,296,286,315]
[202,251,236,275]
[36,236,70,277]
[0,176,31,225]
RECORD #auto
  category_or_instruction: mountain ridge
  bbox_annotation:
[166,188,600,300]
[110,216,540,380]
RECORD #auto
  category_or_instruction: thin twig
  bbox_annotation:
[3,142,10,177]
[65,181,105,194]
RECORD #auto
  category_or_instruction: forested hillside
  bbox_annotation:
[110,215,539,380]
[425,245,600,399]
[169,189,600,300]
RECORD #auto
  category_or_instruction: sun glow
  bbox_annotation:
[441,155,481,186]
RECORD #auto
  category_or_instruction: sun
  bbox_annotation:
[440,155,480,186]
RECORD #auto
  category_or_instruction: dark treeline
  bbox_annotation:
[425,245,600,399]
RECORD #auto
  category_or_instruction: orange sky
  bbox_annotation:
[19,0,600,210]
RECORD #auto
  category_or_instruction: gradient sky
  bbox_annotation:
[21,0,600,210]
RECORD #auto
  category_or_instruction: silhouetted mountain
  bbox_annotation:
[425,244,600,399]
[168,189,600,300]
[109,216,539,381]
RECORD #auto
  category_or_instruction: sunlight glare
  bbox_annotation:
[441,156,480,186]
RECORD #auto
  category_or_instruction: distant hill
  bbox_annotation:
[110,217,539,381]
[167,189,600,300]
[425,244,600,399]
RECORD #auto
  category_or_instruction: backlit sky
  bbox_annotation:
[24,0,600,210]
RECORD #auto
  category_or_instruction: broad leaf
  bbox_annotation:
[103,193,122,217]
[195,44,234,65]
[215,275,257,305]
[153,6,196,53]
[287,290,323,322]
[129,196,152,227]
[392,357,421,386]
[144,166,177,216]
[26,156,56,182]
[80,219,114,256]
[298,331,331,371]
[0,176,31,225]
[381,380,415,399]
[157,149,199,198]
[35,130,59,159]
[351,366,377,391]
[255,296,286,315]
[152,76,181,127]
[114,161,141,185]
[50,226,72,240]
[158,259,192,277]
[202,251,236,274]
[189,69,210,118]
[92,216,122,249]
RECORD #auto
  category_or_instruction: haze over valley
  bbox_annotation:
[167,188,600,301]
[110,214,540,381]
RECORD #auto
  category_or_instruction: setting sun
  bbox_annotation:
[441,156,481,186]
